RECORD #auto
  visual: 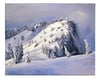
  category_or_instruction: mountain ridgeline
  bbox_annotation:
[5,18,87,64]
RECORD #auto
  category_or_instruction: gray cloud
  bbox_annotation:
[5,4,94,23]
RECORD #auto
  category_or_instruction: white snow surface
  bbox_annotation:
[6,52,95,75]
[5,26,44,49]
[23,18,84,54]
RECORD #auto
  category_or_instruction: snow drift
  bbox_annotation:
[6,52,95,75]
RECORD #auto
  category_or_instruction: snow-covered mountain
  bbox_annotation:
[6,18,86,64]
[23,18,85,58]
[5,22,47,60]
[5,18,94,75]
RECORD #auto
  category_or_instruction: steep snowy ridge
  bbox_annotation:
[23,18,85,58]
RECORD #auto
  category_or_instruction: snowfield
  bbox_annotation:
[5,52,95,75]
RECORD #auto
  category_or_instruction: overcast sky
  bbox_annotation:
[5,4,95,51]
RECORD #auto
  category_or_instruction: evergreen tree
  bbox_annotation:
[25,52,31,63]
[21,35,25,41]
[6,43,14,60]
[84,39,91,54]
[13,42,23,64]
[64,45,71,57]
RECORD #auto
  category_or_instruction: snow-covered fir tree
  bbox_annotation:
[84,39,91,55]
[5,43,14,60]
[13,41,23,64]
[25,52,31,63]
[64,45,71,57]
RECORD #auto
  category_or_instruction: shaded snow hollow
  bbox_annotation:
[6,52,95,75]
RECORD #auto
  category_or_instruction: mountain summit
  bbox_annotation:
[23,18,85,59]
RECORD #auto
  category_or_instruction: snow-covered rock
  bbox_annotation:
[24,18,85,58]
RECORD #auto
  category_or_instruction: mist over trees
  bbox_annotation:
[5,25,28,39]
[5,21,48,39]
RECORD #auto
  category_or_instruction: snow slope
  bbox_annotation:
[5,25,45,49]
[23,18,85,56]
[6,52,95,75]
[24,19,70,52]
